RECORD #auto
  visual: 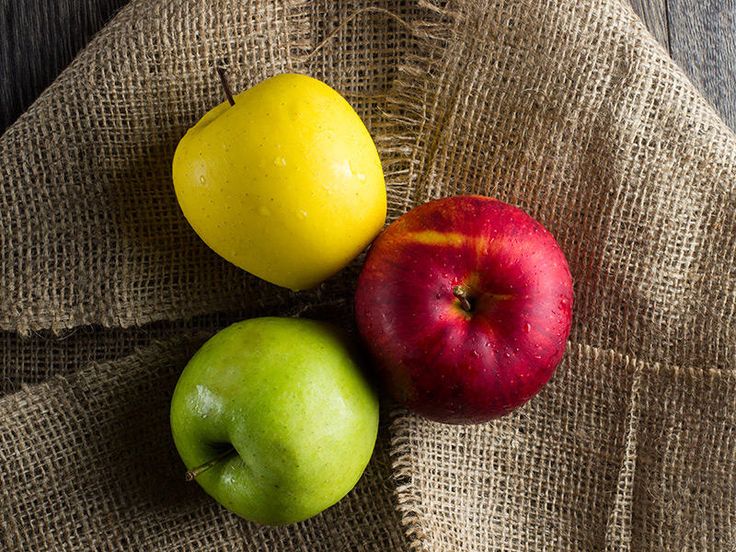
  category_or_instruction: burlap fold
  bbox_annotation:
[0,298,352,395]
[385,0,736,549]
[1,0,735,549]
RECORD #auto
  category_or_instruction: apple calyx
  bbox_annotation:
[216,67,236,107]
[185,446,237,481]
[452,285,474,314]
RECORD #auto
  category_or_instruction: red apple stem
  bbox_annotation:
[217,67,236,107]
[453,285,473,313]
[185,446,237,481]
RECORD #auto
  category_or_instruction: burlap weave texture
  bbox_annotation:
[384,0,736,371]
[0,0,734,550]
[0,335,405,550]
[386,0,736,548]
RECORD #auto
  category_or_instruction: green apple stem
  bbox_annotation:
[453,285,473,313]
[185,447,237,481]
[217,67,236,107]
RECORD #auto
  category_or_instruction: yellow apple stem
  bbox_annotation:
[453,285,474,313]
[185,446,237,481]
[216,67,236,107]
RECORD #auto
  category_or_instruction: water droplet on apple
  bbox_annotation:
[296,210,308,220]
[504,351,511,358]
[356,173,366,182]
[523,322,531,333]
[334,159,353,178]
[273,156,287,167]
[198,175,206,185]
[258,206,271,216]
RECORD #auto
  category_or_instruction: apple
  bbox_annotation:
[355,195,573,424]
[170,317,379,525]
[172,73,386,291]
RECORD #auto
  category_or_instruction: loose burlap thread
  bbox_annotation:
[1,0,734,550]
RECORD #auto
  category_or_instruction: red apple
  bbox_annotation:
[355,195,573,424]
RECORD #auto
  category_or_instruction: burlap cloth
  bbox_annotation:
[1,0,734,549]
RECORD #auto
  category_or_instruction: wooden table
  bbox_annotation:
[630,0,736,129]
[1,1,735,132]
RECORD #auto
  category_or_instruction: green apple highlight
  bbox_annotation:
[170,317,379,525]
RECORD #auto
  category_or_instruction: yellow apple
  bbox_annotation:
[173,73,386,291]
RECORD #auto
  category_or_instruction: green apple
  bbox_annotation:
[170,317,379,525]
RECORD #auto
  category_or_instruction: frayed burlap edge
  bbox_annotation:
[382,0,736,549]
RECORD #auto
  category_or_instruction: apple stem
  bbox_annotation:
[185,447,237,481]
[453,285,474,313]
[217,67,236,107]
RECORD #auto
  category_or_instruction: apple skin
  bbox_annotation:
[172,73,386,291]
[355,195,573,424]
[170,317,379,525]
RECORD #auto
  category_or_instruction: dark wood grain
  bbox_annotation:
[668,0,736,129]
[628,0,670,50]
[0,0,128,133]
